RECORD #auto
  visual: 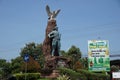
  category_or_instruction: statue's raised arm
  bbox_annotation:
[46,5,61,20]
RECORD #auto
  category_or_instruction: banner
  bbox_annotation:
[88,40,110,71]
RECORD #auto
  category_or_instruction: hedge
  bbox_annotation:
[58,68,86,80]
[14,73,40,80]
[58,68,110,80]
[77,69,110,80]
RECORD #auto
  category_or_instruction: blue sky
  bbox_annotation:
[0,0,120,60]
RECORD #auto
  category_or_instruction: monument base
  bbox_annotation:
[40,56,71,79]
[41,69,60,79]
[44,56,71,69]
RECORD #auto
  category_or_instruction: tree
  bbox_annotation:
[67,45,82,60]
[33,43,45,68]
[74,61,83,70]
[20,42,44,72]
[0,59,11,79]
[79,57,88,69]
[60,50,67,56]
[21,56,40,73]
[20,42,42,58]
[11,57,23,73]
[67,45,82,69]
[20,42,43,61]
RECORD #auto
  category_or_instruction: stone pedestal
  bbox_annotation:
[42,20,56,61]
[44,56,71,69]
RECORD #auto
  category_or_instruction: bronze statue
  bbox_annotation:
[46,5,61,20]
[48,27,61,56]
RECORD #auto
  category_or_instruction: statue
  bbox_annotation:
[42,5,71,71]
[48,27,61,56]
[46,5,61,20]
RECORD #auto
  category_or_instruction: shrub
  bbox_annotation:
[38,78,50,80]
[77,69,110,80]
[57,75,70,80]
[58,68,110,80]
[58,68,86,80]
[14,73,40,80]
[40,68,53,76]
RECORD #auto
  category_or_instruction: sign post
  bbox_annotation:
[24,54,29,80]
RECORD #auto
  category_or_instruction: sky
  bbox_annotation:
[0,0,120,61]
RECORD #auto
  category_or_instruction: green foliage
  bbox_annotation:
[57,75,70,80]
[38,54,45,68]
[67,45,81,59]
[11,57,23,73]
[58,68,110,80]
[0,59,11,78]
[38,79,50,80]
[74,61,83,70]
[67,45,82,69]
[58,67,86,80]
[77,69,110,80]
[14,73,40,80]
[20,42,43,59]
[60,50,67,57]
[20,42,45,72]
[79,58,88,69]
[21,56,41,73]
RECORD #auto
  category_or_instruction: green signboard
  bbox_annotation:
[88,40,110,71]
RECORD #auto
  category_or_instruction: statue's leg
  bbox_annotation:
[52,40,56,56]
[52,47,55,56]
[58,41,61,56]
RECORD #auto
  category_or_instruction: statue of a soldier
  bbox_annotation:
[48,27,61,56]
